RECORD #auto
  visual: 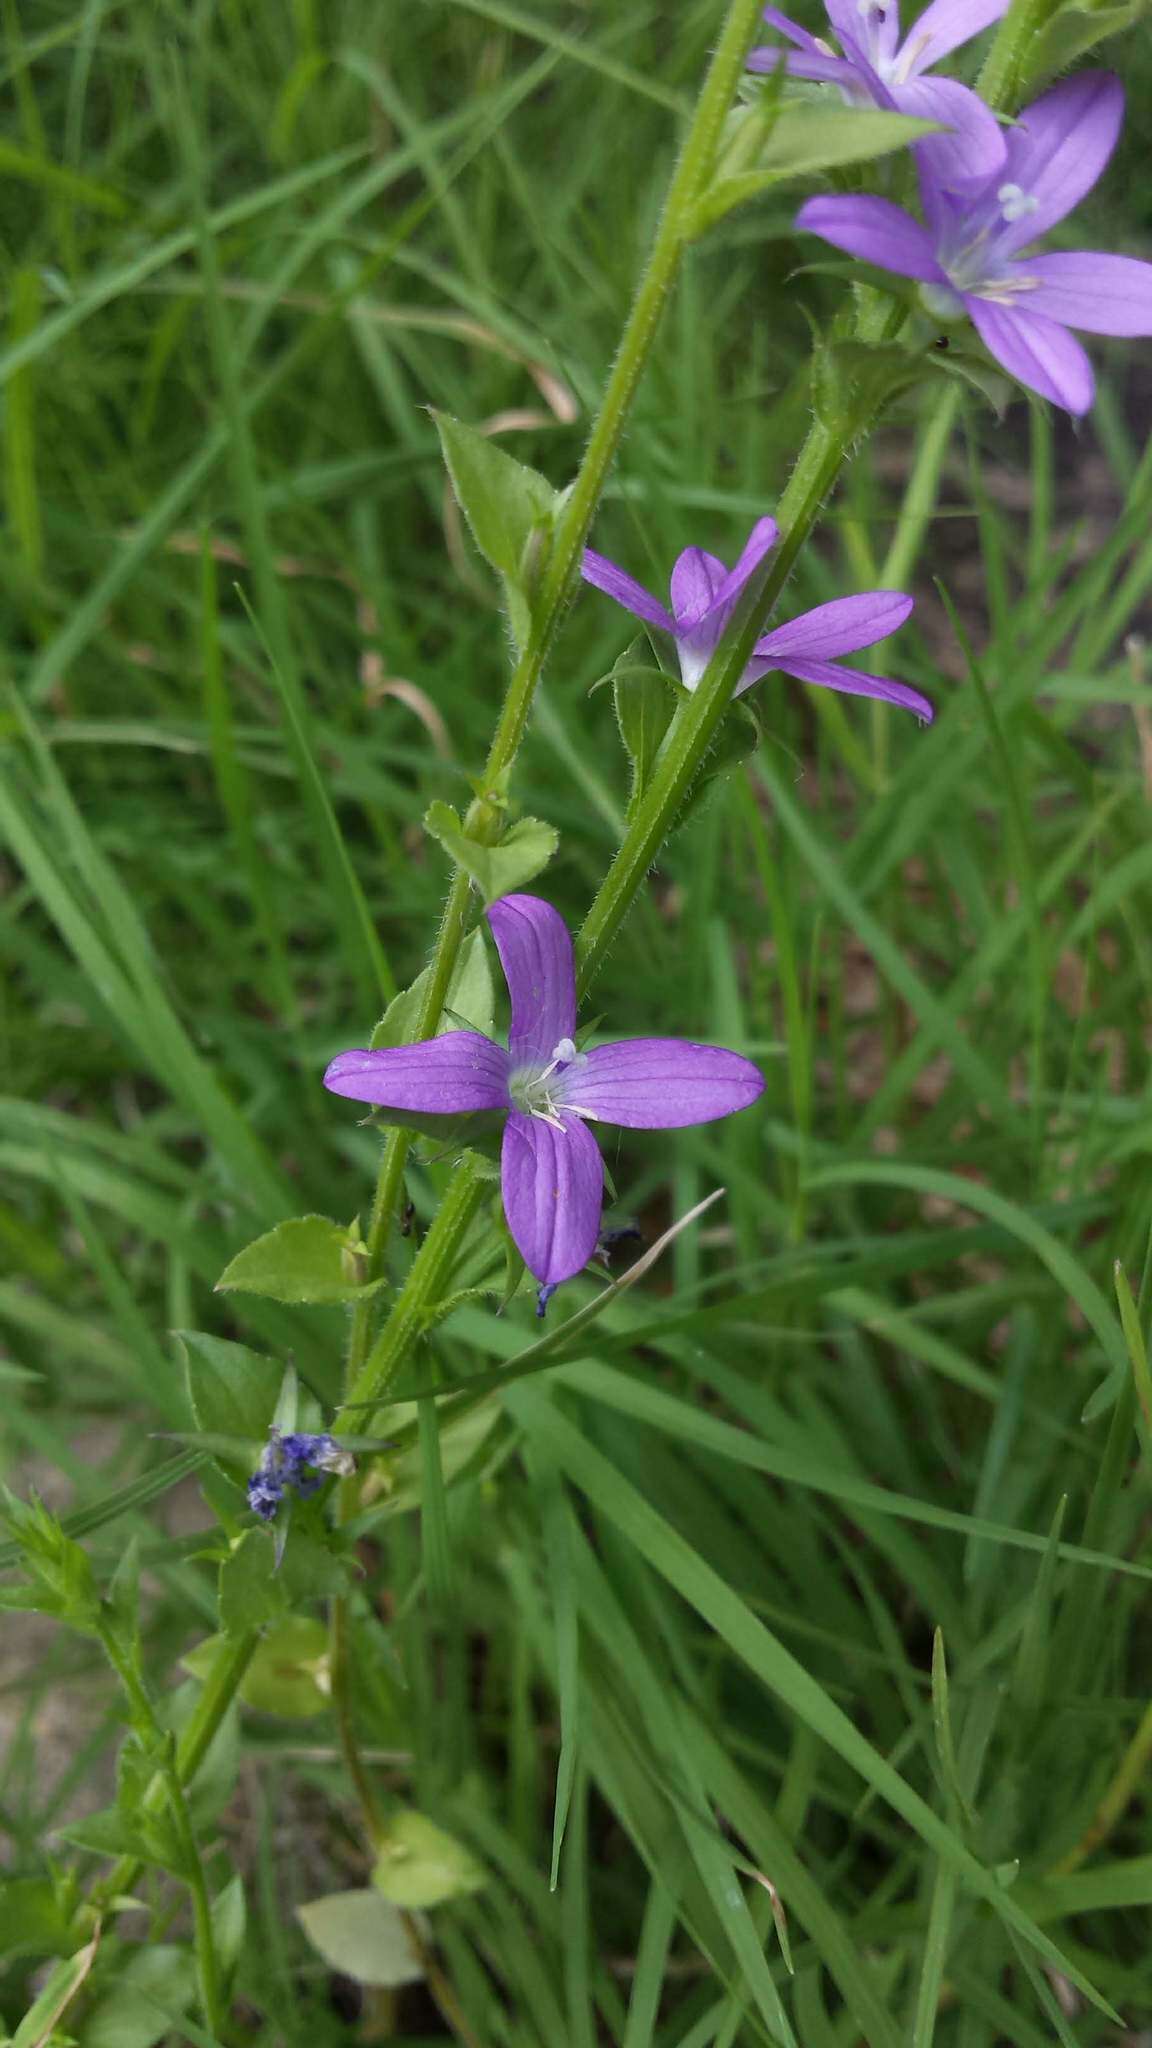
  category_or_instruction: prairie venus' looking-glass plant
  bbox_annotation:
[10,5,1152,2038]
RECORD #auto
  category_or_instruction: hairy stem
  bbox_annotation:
[341,1153,490,1420]
[95,1621,239,2036]
[976,0,1055,112]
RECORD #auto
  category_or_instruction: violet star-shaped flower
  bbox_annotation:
[795,72,1152,415]
[749,0,1008,190]
[324,894,765,1289]
[582,516,932,721]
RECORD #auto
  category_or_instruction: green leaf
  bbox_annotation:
[680,699,763,822]
[424,800,559,904]
[432,408,558,584]
[211,1874,246,1977]
[176,1331,281,1478]
[8,1935,99,2048]
[218,1523,352,1636]
[84,1945,197,2048]
[0,1877,81,1962]
[216,1214,386,1305]
[372,1810,486,1909]
[296,1889,424,1987]
[370,927,496,1049]
[693,105,938,231]
[218,1527,287,1635]
[367,1398,504,1517]
[613,652,677,814]
[104,1536,142,1667]
[366,1103,507,1158]
[1028,0,1148,80]
[59,1805,186,1878]
[925,344,1011,414]
[183,1617,331,1719]
[812,339,929,434]
[0,1491,99,1631]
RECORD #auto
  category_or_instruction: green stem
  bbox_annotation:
[341,0,769,1370]
[329,1577,385,1843]
[340,1154,490,1419]
[91,1630,259,1918]
[976,0,1055,113]
[96,1622,237,2038]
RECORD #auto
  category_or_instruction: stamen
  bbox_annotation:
[997,182,1039,225]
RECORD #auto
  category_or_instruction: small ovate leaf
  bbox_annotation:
[212,1873,247,1977]
[613,650,678,813]
[424,800,559,903]
[297,1888,424,1987]
[692,105,938,231]
[176,1331,282,1479]
[216,1215,385,1305]
[432,409,559,583]
[371,1810,486,1909]
[184,1618,331,1719]
[371,927,496,1049]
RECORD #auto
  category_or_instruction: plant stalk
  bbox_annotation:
[342,0,770,1382]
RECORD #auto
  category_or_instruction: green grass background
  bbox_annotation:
[3,0,1152,2040]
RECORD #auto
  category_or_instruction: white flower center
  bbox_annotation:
[508,1038,588,1126]
[997,182,1039,225]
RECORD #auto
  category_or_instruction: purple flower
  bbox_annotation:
[247,1428,355,1521]
[324,895,765,1289]
[749,0,1008,189]
[795,72,1152,415]
[247,1470,284,1523]
[581,517,932,722]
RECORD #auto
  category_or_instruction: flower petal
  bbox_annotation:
[746,44,858,83]
[559,1039,764,1129]
[1015,252,1152,337]
[487,893,577,1069]
[675,518,779,687]
[999,72,1124,250]
[761,5,826,48]
[903,0,1008,69]
[894,76,1007,190]
[795,195,947,282]
[966,296,1094,413]
[773,654,935,720]
[501,1110,603,1284]
[323,1033,510,1112]
[827,0,899,64]
[581,549,675,634]
[709,515,779,615]
[670,547,727,626]
[757,590,914,661]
